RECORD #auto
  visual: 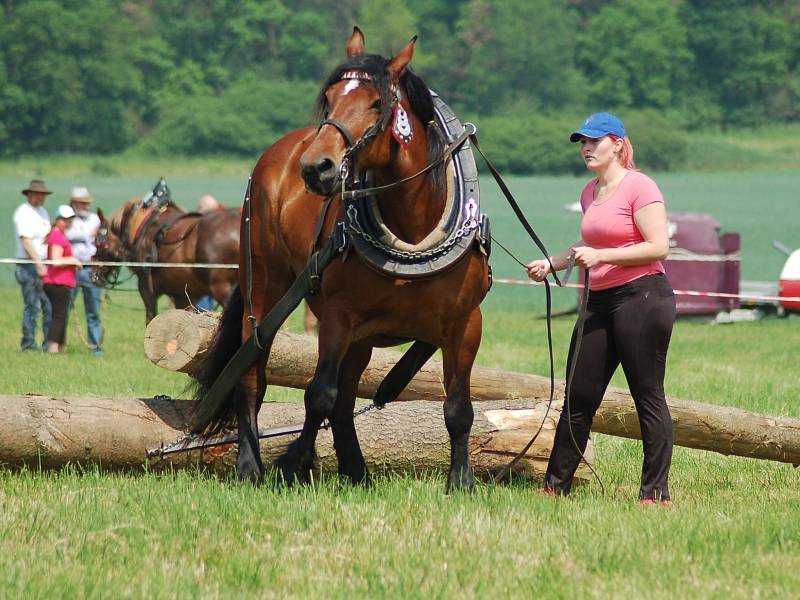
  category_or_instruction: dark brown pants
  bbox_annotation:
[43,284,73,346]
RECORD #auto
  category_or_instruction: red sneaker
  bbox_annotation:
[639,498,672,506]
[539,486,556,497]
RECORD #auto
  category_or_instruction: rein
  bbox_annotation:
[341,124,470,201]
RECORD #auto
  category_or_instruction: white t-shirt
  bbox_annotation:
[66,211,101,262]
[13,202,51,259]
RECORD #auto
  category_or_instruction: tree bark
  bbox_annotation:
[144,310,800,466]
[0,394,593,482]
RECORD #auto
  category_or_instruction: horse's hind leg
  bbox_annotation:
[234,265,288,484]
[330,342,373,485]
[441,308,483,493]
[275,315,352,486]
[235,348,269,483]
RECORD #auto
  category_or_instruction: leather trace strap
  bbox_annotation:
[242,175,259,339]
[467,132,562,288]
[310,195,336,256]
[190,223,349,432]
[494,252,572,483]
[563,268,604,492]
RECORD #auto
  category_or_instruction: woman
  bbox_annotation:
[528,112,676,504]
[43,205,82,354]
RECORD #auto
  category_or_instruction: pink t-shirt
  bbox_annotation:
[43,228,77,288]
[579,170,665,291]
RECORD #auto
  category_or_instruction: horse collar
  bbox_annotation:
[344,92,489,280]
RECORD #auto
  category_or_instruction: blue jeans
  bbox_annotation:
[71,267,103,349]
[195,295,217,312]
[15,263,52,351]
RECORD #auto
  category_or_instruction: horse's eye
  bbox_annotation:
[369,100,382,111]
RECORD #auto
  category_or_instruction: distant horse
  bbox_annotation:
[191,28,490,491]
[93,195,240,324]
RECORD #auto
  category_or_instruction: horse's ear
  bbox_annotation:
[346,26,365,58]
[97,207,105,221]
[388,35,417,81]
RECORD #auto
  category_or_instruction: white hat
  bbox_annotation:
[55,204,76,219]
[70,186,93,203]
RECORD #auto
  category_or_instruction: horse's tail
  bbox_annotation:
[189,285,244,434]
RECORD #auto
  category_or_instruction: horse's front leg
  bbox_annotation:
[275,314,352,486]
[330,342,373,485]
[441,308,483,493]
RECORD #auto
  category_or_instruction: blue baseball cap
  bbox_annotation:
[569,112,626,142]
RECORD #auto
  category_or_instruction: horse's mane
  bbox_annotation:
[313,54,447,192]
[106,202,133,235]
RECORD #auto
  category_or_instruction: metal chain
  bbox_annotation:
[345,203,479,262]
[148,396,381,459]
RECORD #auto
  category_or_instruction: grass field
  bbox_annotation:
[1,162,799,597]
[1,295,799,597]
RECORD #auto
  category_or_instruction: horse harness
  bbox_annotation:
[149,89,573,472]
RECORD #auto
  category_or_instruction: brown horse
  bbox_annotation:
[94,197,240,323]
[191,28,490,491]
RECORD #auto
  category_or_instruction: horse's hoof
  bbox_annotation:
[445,468,475,493]
[273,454,312,488]
[339,465,370,487]
[236,466,264,486]
[236,452,265,485]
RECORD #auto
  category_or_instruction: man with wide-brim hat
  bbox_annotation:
[67,185,104,355]
[22,179,53,195]
[14,179,53,350]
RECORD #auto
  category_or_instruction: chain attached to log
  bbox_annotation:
[146,396,381,459]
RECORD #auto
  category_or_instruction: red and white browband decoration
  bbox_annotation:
[338,71,414,149]
[341,70,371,81]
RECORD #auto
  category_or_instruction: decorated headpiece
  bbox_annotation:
[336,69,413,149]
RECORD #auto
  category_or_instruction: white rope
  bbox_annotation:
[665,249,741,262]
[0,258,237,269]
[2,257,797,302]
[492,277,800,303]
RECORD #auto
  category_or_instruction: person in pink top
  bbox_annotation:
[43,205,82,353]
[527,113,676,504]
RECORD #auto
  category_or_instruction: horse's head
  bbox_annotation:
[301,27,435,197]
[91,206,126,286]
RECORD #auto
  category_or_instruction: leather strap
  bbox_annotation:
[319,118,355,149]
[242,176,258,333]
[467,133,562,288]
[190,224,348,432]
[343,127,470,201]
[372,341,438,407]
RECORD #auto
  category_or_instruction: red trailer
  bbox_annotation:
[662,213,741,314]
[779,249,800,313]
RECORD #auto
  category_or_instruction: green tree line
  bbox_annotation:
[1,0,798,173]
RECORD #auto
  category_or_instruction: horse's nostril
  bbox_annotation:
[316,157,335,175]
[301,164,317,179]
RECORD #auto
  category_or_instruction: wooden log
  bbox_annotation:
[144,310,220,374]
[0,394,593,481]
[144,309,800,466]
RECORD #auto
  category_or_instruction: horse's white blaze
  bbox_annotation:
[343,80,360,95]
